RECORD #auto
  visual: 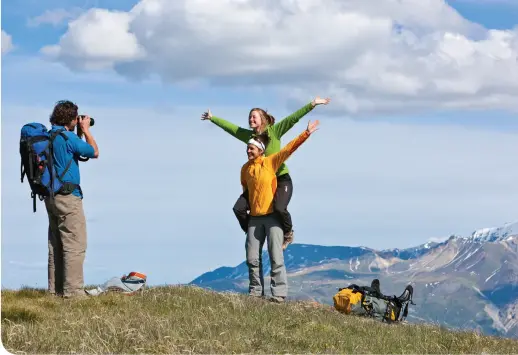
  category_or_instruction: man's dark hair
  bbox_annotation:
[50,100,79,126]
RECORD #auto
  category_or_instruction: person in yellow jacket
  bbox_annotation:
[241,119,320,303]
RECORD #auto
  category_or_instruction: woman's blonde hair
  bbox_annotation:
[249,108,275,134]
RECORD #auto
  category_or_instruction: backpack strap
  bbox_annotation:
[397,285,415,304]
[48,128,68,143]
[20,160,25,183]
[32,192,36,213]
[371,279,381,294]
[48,130,66,201]
[398,285,415,321]
[360,292,374,317]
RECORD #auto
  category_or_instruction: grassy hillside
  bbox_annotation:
[2,285,518,354]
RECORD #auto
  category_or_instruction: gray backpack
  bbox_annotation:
[86,271,147,296]
[342,279,415,323]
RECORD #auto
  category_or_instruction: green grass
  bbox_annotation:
[2,285,518,354]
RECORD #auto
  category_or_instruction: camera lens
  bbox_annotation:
[80,115,95,126]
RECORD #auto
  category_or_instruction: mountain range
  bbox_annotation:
[190,221,518,339]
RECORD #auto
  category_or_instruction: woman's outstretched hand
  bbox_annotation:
[306,120,320,135]
[311,97,331,107]
[201,109,212,120]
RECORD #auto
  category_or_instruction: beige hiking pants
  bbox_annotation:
[45,194,87,297]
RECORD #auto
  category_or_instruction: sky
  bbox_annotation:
[1,0,517,290]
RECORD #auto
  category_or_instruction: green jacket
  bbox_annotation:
[210,102,315,176]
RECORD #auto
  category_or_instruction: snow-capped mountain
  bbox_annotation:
[467,221,518,243]
[379,240,444,260]
[191,220,518,339]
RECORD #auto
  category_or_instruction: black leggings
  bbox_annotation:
[233,174,294,234]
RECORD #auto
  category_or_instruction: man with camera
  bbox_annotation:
[46,100,99,298]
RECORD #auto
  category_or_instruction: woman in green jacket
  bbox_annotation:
[201,96,330,249]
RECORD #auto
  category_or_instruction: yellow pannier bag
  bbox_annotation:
[333,288,363,314]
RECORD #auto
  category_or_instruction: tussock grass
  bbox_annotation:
[2,285,517,354]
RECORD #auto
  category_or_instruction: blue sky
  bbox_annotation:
[2,0,518,290]
[448,0,518,29]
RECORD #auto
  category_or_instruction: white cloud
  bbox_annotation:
[27,8,83,27]
[40,0,518,116]
[41,9,145,70]
[2,30,14,55]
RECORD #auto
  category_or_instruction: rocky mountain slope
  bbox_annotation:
[191,221,518,338]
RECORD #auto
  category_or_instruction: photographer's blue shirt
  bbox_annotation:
[50,125,95,198]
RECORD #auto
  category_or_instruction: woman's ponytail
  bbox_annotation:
[267,113,276,125]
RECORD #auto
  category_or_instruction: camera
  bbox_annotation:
[78,115,95,127]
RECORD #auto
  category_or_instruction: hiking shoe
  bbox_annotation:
[47,291,63,297]
[248,293,266,300]
[269,296,286,304]
[282,230,294,250]
[63,290,90,299]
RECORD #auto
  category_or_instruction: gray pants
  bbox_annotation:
[45,194,87,297]
[246,214,287,298]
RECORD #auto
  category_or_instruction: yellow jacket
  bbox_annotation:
[241,130,310,217]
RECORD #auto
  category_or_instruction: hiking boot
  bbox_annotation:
[269,296,286,304]
[47,291,63,297]
[248,293,266,300]
[63,290,90,300]
[282,230,294,250]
